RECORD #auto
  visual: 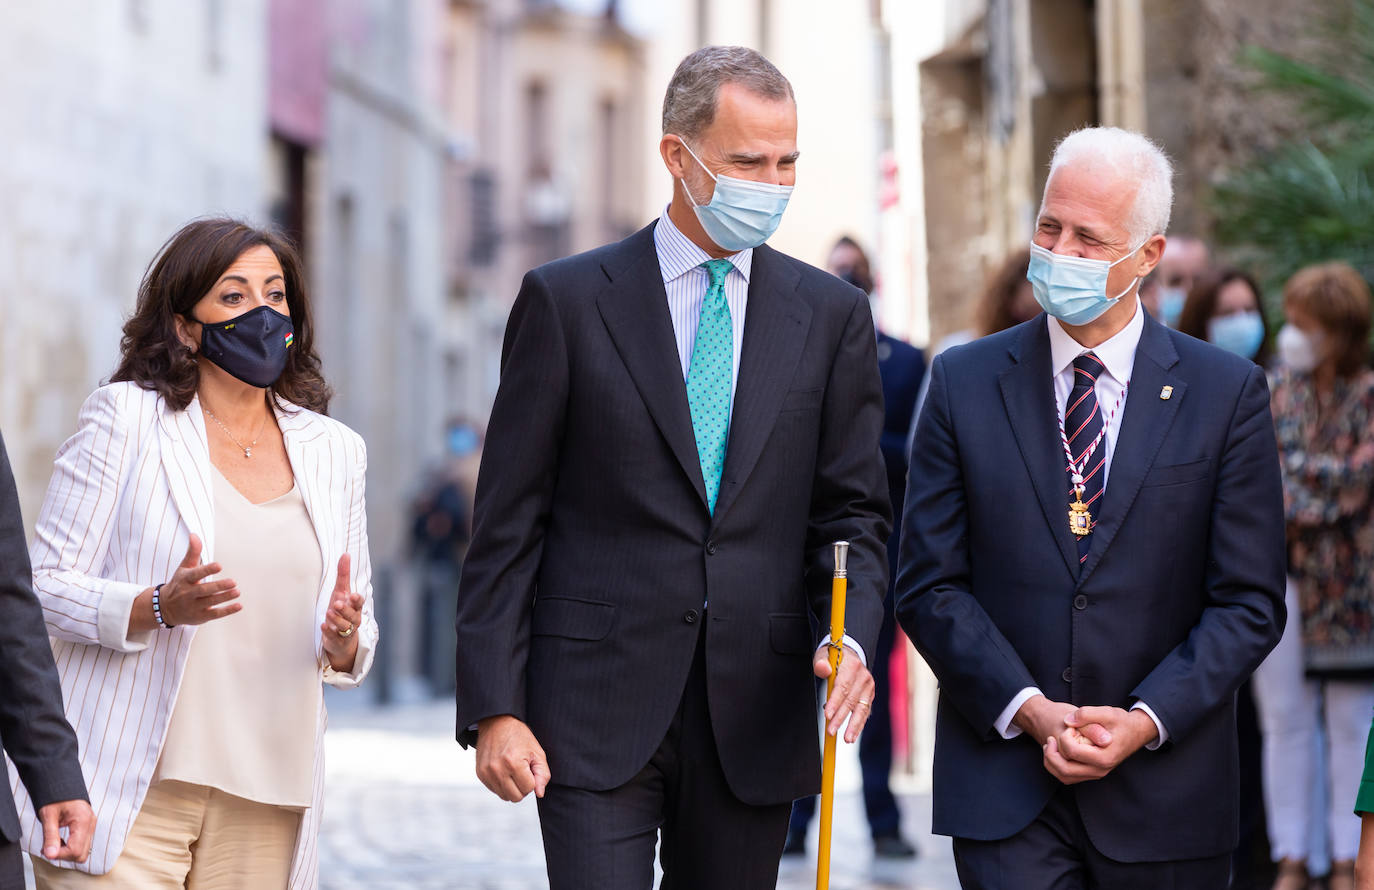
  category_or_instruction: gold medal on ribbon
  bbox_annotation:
[1068,493,1093,537]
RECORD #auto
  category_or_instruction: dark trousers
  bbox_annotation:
[789,604,903,840]
[0,838,24,890]
[536,630,792,890]
[952,788,1231,890]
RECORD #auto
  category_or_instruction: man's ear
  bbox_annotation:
[660,135,688,180]
[173,314,199,353]
[1136,234,1166,279]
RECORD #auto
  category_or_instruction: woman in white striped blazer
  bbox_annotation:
[12,219,378,889]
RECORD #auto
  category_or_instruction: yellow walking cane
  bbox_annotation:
[816,540,849,890]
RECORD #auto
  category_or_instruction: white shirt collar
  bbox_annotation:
[654,205,753,284]
[1047,299,1145,386]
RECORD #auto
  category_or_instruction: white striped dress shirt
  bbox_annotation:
[654,207,752,400]
[651,211,868,666]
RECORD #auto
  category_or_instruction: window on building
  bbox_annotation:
[599,97,617,239]
[525,80,549,179]
[268,134,310,263]
[206,0,224,72]
[128,0,148,32]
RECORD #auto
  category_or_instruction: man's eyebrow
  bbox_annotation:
[723,151,801,164]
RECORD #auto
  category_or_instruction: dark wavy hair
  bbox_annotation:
[1176,267,1272,366]
[975,248,1033,337]
[110,218,331,413]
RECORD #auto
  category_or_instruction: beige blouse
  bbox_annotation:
[155,466,323,808]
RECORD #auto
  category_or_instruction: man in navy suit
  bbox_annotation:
[786,236,924,859]
[455,46,890,889]
[897,127,1285,889]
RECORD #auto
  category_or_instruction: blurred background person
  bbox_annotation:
[0,431,95,886]
[23,219,377,888]
[970,248,1039,344]
[785,235,923,860]
[1153,234,1211,328]
[1256,261,1374,890]
[909,248,1035,451]
[1176,267,1272,364]
[1176,265,1275,888]
[409,417,483,696]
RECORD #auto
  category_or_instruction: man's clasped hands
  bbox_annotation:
[1014,695,1161,785]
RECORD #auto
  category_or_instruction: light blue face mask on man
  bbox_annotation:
[1027,241,1145,327]
[676,137,793,253]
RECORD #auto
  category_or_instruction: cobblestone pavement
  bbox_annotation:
[318,696,960,890]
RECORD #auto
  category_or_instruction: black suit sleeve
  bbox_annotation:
[804,292,892,659]
[896,355,1039,738]
[1131,364,1286,741]
[0,432,88,810]
[454,269,569,746]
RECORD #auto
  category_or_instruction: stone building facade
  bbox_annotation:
[0,0,269,523]
[900,0,1334,347]
[440,0,648,421]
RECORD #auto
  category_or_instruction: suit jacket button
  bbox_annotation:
[1061,667,1073,683]
[1073,595,1088,611]
[684,610,699,625]
[705,541,717,555]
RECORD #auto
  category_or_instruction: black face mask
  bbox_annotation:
[193,305,295,389]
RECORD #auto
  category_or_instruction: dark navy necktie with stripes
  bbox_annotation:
[1066,352,1106,561]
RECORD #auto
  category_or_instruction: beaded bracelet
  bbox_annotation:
[152,583,175,629]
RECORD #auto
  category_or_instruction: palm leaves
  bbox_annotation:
[1209,1,1374,297]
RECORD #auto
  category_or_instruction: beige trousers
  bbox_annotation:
[32,780,300,889]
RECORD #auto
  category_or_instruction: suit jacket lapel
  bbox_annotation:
[712,244,809,525]
[157,396,216,559]
[1078,316,1185,583]
[596,224,710,510]
[998,321,1080,579]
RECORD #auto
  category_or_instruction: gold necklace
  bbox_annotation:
[201,405,268,459]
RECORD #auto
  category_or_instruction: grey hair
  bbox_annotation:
[661,46,795,140]
[1043,127,1175,245]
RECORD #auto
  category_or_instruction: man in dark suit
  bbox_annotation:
[0,432,95,887]
[454,46,890,888]
[786,236,924,859]
[897,126,1286,889]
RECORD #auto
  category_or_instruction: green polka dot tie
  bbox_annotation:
[687,259,734,514]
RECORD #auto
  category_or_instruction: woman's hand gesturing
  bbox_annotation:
[321,554,365,673]
[133,534,241,632]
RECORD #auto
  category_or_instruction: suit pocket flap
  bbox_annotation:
[770,613,814,655]
[1143,458,1210,487]
[779,387,824,413]
[531,597,616,641]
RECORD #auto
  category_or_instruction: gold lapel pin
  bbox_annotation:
[1160,385,1174,400]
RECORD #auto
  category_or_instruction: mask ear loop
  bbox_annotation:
[1106,239,1149,302]
[672,136,717,208]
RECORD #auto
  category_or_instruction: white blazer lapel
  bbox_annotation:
[157,395,216,559]
[276,403,336,639]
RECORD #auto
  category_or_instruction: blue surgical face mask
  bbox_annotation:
[676,137,793,252]
[1027,241,1145,327]
[1158,286,1186,328]
[1207,311,1265,359]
